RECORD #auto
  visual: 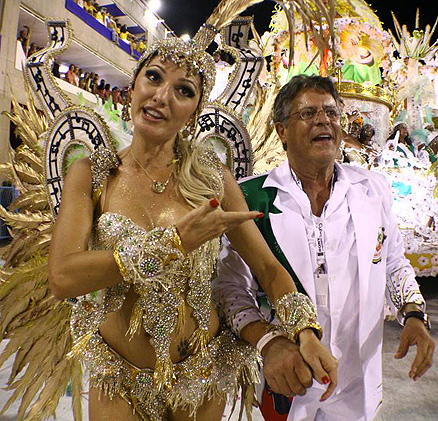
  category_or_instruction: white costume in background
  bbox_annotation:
[213,161,424,421]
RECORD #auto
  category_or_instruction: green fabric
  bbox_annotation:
[286,62,319,83]
[397,144,415,158]
[341,60,382,85]
[239,175,305,294]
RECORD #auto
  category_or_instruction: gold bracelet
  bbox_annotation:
[274,291,323,345]
[293,322,323,344]
[113,248,132,282]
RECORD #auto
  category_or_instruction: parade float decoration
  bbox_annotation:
[378,10,438,277]
[255,0,395,147]
[246,3,438,277]
[390,10,438,142]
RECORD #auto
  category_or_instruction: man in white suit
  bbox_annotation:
[213,75,435,420]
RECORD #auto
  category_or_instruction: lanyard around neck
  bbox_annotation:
[289,166,338,275]
[313,212,327,275]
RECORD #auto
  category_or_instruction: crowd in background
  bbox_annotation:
[17,24,129,110]
[61,63,128,108]
[72,0,147,56]
[16,0,152,112]
[17,26,43,58]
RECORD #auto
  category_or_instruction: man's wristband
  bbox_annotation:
[256,330,286,354]
[403,311,431,331]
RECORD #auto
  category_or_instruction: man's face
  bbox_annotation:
[275,89,342,168]
[349,121,362,138]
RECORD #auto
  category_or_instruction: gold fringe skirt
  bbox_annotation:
[82,329,261,420]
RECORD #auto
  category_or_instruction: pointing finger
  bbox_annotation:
[222,210,264,223]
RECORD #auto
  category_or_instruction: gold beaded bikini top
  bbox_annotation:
[70,148,222,391]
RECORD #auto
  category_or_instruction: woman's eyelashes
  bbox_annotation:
[144,69,196,98]
[145,69,161,83]
[177,85,195,98]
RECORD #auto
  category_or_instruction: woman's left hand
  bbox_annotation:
[298,329,338,401]
[176,198,263,254]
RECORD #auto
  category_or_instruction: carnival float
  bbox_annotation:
[242,1,438,277]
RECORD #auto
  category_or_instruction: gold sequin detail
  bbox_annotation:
[82,329,261,420]
[73,212,220,392]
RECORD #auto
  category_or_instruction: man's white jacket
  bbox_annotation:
[213,161,424,420]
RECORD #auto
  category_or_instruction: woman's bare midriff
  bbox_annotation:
[99,287,221,369]
[97,160,222,368]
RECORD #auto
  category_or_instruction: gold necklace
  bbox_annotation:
[130,149,173,194]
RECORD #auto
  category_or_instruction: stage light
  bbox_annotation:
[148,0,161,13]
[180,33,190,42]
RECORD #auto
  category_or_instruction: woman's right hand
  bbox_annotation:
[298,329,338,401]
[176,198,263,254]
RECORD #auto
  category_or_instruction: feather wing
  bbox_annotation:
[246,83,288,173]
[0,81,82,420]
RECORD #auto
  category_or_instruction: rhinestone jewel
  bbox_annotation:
[139,255,163,277]
[136,372,153,385]
[152,180,168,194]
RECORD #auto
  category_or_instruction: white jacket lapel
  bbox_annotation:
[345,171,383,347]
[264,163,316,301]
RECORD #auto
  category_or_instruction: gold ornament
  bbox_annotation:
[130,148,174,193]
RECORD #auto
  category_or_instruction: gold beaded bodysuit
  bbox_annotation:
[69,149,261,420]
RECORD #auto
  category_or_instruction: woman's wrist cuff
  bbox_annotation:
[113,248,132,282]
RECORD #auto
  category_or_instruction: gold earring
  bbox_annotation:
[181,123,194,139]
[181,112,198,140]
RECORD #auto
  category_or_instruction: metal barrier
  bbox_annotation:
[0,186,19,240]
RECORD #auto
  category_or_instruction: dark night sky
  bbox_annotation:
[158,0,437,42]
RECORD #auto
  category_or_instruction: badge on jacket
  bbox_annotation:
[373,227,387,264]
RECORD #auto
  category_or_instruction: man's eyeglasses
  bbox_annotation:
[290,106,341,121]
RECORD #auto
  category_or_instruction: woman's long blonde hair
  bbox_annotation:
[175,135,224,209]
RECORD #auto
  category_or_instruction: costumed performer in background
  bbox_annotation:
[213,75,435,421]
[387,122,417,159]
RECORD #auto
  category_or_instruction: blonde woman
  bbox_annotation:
[49,38,337,420]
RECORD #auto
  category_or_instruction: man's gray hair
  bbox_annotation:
[273,75,341,126]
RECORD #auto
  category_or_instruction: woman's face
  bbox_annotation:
[398,124,408,139]
[130,56,202,143]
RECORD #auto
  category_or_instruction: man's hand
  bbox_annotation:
[262,336,313,398]
[394,317,435,380]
